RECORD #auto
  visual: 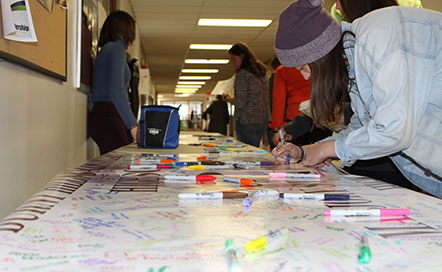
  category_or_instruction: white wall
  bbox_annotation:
[0,0,88,219]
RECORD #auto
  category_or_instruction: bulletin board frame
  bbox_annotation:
[0,1,67,81]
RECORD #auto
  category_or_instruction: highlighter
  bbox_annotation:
[244,227,288,253]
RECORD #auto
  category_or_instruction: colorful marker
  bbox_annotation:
[141,153,177,157]
[178,192,248,199]
[244,227,288,253]
[269,172,321,180]
[188,165,232,170]
[224,177,255,185]
[279,130,290,165]
[224,161,274,166]
[243,196,254,208]
[127,164,172,170]
[197,155,219,160]
[173,162,201,168]
[324,209,410,217]
[164,175,216,182]
[138,158,175,164]
[279,193,350,200]
[358,236,371,263]
[225,239,242,272]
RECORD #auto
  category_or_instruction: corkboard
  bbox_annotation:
[0,1,67,80]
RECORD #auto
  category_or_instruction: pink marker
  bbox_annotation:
[324,209,410,217]
[269,171,320,180]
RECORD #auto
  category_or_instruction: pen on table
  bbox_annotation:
[178,192,249,199]
[279,130,290,165]
[188,165,232,170]
[225,239,242,272]
[127,164,173,170]
[244,227,288,253]
[164,175,216,182]
[224,161,275,166]
[197,155,219,160]
[324,209,410,217]
[358,236,371,264]
[280,193,350,200]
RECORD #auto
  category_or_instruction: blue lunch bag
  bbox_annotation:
[139,105,180,148]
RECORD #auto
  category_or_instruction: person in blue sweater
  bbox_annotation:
[88,11,138,154]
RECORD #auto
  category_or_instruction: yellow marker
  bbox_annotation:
[244,227,288,253]
[188,165,231,170]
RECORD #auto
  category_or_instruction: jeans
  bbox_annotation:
[235,120,267,147]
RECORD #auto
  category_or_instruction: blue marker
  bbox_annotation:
[279,130,290,165]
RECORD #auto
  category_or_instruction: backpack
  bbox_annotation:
[139,105,180,149]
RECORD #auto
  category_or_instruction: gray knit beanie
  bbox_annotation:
[274,0,341,67]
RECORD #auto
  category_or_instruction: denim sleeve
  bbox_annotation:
[107,45,137,129]
[337,49,424,166]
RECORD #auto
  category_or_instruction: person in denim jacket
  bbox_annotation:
[272,0,442,198]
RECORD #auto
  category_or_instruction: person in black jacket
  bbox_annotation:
[127,53,140,120]
[204,95,229,135]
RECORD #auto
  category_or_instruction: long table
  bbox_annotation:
[1,132,442,271]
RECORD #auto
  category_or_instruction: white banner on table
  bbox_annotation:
[1,0,37,42]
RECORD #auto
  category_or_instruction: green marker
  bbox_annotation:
[358,236,371,264]
[225,239,242,272]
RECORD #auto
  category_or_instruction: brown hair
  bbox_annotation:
[98,10,136,48]
[309,36,349,127]
[339,0,398,22]
[228,42,267,78]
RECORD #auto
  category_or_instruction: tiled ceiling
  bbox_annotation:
[130,0,334,95]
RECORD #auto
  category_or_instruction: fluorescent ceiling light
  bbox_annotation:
[198,18,272,27]
[176,94,191,97]
[175,88,199,91]
[190,44,232,50]
[175,89,197,93]
[177,81,206,85]
[182,69,219,73]
[179,76,211,80]
[176,85,202,88]
[185,59,229,64]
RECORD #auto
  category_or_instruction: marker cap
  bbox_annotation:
[261,161,275,166]
[380,209,410,216]
[324,194,350,201]
[188,165,205,170]
[196,175,217,182]
[157,164,173,169]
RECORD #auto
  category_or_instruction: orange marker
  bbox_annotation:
[224,177,255,185]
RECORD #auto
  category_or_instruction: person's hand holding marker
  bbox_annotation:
[272,140,337,167]
[272,142,303,165]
